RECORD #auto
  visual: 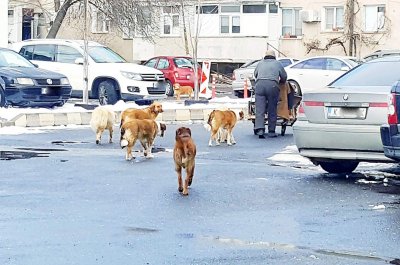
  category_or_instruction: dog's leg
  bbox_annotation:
[96,128,104,144]
[230,131,236,145]
[187,164,195,187]
[227,128,233,146]
[126,138,137,161]
[175,164,183,193]
[108,126,113,143]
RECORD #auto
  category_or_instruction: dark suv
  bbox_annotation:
[143,56,201,96]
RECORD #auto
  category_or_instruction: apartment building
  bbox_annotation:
[7,0,400,69]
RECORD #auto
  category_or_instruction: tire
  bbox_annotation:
[319,161,359,174]
[165,80,174,97]
[288,80,302,96]
[98,80,118,105]
[0,88,5,107]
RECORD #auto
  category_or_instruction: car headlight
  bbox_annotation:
[121,71,143,81]
[15,78,34,85]
[60,77,70,85]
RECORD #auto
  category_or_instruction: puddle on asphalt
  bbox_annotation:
[51,140,90,146]
[0,147,67,161]
[0,150,49,160]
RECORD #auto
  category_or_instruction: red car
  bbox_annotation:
[143,56,201,96]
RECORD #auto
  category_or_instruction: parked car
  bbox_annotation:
[285,56,359,96]
[143,56,202,97]
[0,47,72,108]
[293,56,400,174]
[380,81,400,160]
[363,49,400,62]
[11,39,167,105]
[231,57,298,98]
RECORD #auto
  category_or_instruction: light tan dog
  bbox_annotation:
[206,110,244,146]
[120,102,163,127]
[173,127,196,196]
[90,106,117,144]
[173,83,194,100]
[120,119,166,161]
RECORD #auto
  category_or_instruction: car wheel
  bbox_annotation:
[165,80,174,97]
[98,80,118,105]
[0,88,5,107]
[319,161,359,174]
[288,80,302,96]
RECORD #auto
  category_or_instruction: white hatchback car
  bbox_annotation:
[11,39,167,105]
[285,55,359,96]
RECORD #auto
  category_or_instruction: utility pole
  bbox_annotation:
[348,0,355,56]
[193,0,201,101]
[83,0,89,104]
[0,0,8,48]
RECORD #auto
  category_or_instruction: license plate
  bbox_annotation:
[327,107,367,119]
[41,87,50,94]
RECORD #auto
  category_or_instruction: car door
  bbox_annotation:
[55,45,85,91]
[287,58,327,91]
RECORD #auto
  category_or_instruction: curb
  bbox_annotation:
[0,107,249,128]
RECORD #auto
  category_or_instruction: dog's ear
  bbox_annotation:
[186,127,191,136]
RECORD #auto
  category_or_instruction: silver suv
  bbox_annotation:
[11,39,167,105]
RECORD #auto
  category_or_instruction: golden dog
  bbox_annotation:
[173,83,194,100]
[173,127,196,196]
[120,102,163,127]
[120,119,166,161]
[207,110,244,146]
[90,106,117,144]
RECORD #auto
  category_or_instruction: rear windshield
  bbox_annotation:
[330,60,400,87]
[173,57,193,68]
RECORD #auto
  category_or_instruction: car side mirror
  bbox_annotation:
[75,58,84,65]
[341,66,350,71]
[33,63,39,68]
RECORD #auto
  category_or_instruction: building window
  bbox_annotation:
[243,4,266,13]
[197,5,218,14]
[282,8,302,37]
[163,6,180,35]
[220,16,240,34]
[325,6,344,30]
[365,5,385,31]
[91,9,110,33]
[163,15,179,35]
[221,5,240,13]
[269,3,278,14]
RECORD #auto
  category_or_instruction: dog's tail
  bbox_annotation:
[120,127,128,149]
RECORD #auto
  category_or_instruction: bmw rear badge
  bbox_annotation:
[343,94,349,101]
[46,79,53,85]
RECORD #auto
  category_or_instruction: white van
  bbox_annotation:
[11,39,167,105]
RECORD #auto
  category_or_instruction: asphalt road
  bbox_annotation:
[1,122,399,265]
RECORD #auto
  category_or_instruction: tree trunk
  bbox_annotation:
[46,0,75,38]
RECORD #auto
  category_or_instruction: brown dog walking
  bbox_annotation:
[173,127,196,196]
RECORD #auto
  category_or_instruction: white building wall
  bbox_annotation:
[1,0,9,47]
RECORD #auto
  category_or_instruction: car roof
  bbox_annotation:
[301,55,357,60]
[364,55,400,63]
[13,39,104,47]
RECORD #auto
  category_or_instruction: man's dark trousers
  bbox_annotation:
[254,79,280,133]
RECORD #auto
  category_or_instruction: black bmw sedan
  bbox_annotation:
[0,48,72,108]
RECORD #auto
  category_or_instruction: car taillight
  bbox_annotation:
[232,72,236,80]
[388,93,398,125]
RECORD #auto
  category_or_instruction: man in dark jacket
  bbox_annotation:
[254,50,287,138]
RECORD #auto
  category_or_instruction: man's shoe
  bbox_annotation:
[268,132,278,138]
[255,129,265,136]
